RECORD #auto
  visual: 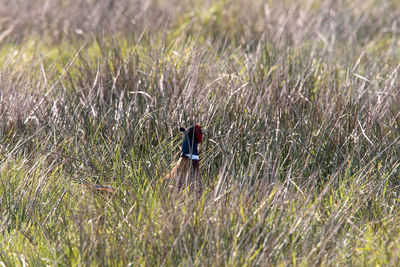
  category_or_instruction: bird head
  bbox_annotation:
[180,124,204,143]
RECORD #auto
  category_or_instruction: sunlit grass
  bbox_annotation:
[1,0,400,265]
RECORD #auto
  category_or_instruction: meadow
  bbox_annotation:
[1,0,400,265]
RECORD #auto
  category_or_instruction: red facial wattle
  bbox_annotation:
[195,124,203,143]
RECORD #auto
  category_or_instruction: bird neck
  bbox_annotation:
[181,135,199,158]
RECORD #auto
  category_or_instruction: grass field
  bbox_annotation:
[1,0,400,265]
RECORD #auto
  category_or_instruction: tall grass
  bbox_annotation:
[1,0,400,265]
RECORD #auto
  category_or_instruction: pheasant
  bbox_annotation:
[164,124,204,192]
